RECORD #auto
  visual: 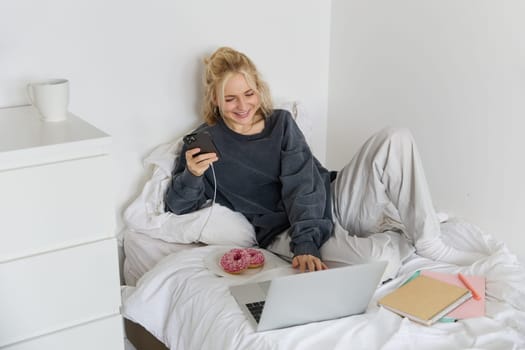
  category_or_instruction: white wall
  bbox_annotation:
[328,0,525,260]
[0,0,331,231]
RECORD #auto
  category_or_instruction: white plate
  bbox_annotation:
[203,246,287,279]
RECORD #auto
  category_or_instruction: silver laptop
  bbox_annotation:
[229,261,387,332]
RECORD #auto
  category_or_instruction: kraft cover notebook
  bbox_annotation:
[378,275,472,326]
[420,270,485,320]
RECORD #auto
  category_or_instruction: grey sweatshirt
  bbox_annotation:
[164,109,334,258]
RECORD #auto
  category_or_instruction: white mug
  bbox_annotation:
[27,79,69,122]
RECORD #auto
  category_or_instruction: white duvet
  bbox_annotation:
[121,219,525,350]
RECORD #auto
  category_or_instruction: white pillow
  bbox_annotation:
[160,203,257,246]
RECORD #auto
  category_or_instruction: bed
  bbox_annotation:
[121,219,525,350]
[120,103,525,350]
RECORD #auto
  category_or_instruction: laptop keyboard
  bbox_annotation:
[245,301,265,323]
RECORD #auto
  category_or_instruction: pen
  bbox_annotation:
[458,273,481,300]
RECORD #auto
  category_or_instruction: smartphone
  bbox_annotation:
[183,131,220,157]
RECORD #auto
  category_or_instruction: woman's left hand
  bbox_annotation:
[292,254,328,272]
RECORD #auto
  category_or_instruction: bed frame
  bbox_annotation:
[125,318,169,350]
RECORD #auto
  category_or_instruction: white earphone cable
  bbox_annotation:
[195,162,217,243]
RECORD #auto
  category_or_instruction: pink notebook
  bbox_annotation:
[421,270,486,319]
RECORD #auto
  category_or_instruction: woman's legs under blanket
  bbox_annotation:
[268,127,484,280]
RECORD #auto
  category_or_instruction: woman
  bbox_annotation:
[165,47,483,279]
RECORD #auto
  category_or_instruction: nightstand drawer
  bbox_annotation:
[0,155,115,261]
[0,239,122,347]
[2,315,124,350]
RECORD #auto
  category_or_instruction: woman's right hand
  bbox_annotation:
[186,148,219,176]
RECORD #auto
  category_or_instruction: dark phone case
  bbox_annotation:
[183,131,219,156]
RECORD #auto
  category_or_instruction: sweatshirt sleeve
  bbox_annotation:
[164,145,208,214]
[279,114,333,259]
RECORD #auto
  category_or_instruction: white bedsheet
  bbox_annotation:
[122,229,201,286]
[121,219,525,350]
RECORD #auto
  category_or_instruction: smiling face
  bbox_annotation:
[217,72,262,134]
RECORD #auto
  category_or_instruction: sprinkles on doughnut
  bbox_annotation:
[245,248,265,268]
[220,248,250,274]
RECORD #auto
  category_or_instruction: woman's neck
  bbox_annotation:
[224,114,265,135]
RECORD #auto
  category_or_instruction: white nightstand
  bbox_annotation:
[0,106,124,349]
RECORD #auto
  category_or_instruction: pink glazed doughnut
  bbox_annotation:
[245,248,265,268]
[220,248,250,274]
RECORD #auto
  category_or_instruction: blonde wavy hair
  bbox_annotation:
[202,47,273,125]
